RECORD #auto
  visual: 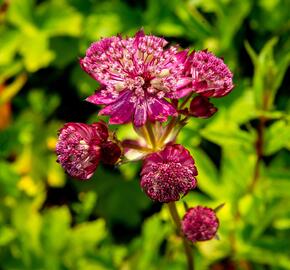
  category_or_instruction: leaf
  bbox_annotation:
[40,206,71,254]
[228,89,257,124]
[0,161,20,197]
[0,226,16,246]
[188,148,221,199]
[0,74,27,106]
[221,145,256,199]
[0,29,22,65]
[238,238,290,269]
[7,0,37,34]
[19,31,55,72]
[200,110,256,149]
[264,120,290,155]
[245,38,288,111]
[35,0,83,37]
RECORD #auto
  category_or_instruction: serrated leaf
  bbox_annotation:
[200,111,256,149]
[264,120,290,155]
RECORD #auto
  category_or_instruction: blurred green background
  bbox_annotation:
[0,0,290,269]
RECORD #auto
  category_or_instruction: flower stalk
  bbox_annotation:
[168,202,194,270]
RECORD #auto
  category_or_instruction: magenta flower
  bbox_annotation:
[140,144,197,202]
[181,206,219,242]
[56,122,108,180]
[80,30,192,127]
[188,50,234,97]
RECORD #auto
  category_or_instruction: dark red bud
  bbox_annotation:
[189,96,217,118]
[92,121,109,143]
[101,141,122,165]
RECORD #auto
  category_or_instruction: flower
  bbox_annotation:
[80,30,192,127]
[56,122,108,180]
[181,206,219,242]
[188,50,234,97]
[140,144,197,202]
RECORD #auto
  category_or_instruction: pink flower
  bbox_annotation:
[56,122,108,180]
[181,206,219,242]
[140,144,197,202]
[80,30,191,127]
[188,50,234,97]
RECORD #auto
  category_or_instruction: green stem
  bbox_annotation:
[168,202,194,270]
[179,93,193,110]
[158,116,178,145]
[145,121,156,149]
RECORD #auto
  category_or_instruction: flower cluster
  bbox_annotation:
[56,30,233,243]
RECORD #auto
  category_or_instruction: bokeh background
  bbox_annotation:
[0,0,290,269]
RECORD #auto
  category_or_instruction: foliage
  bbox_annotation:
[0,0,289,269]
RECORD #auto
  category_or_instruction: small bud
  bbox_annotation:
[101,141,122,165]
[140,144,198,202]
[56,122,108,180]
[182,206,219,243]
[189,96,217,118]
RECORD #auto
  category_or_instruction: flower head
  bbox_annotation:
[140,144,197,202]
[188,50,233,97]
[56,122,108,180]
[182,206,219,242]
[81,30,191,127]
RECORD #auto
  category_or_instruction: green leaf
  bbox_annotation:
[0,226,16,246]
[188,148,221,199]
[40,206,71,254]
[200,110,256,149]
[264,120,290,155]
[7,0,37,34]
[0,29,22,65]
[19,32,54,72]
[245,38,288,111]
[228,89,257,124]
[35,0,83,37]
[0,161,20,197]
[221,145,256,199]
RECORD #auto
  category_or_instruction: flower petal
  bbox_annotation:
[99,90,134,125]
[86,88,117,105]
[133,100,148,127]
[147,97,177,122]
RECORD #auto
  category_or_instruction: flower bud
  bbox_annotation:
[56,122,108,180]
[140,144,197,202]
[101,141,122,165]
[189,96,217,118]
[181,206,219,242]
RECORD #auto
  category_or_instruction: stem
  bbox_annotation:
[249,92,269,191]
[249,116,265,191]
[145,121,156,149]
[179,93,193,109]
[168,202,194,270]
[158,116,178,145]
[121,141,152,152]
